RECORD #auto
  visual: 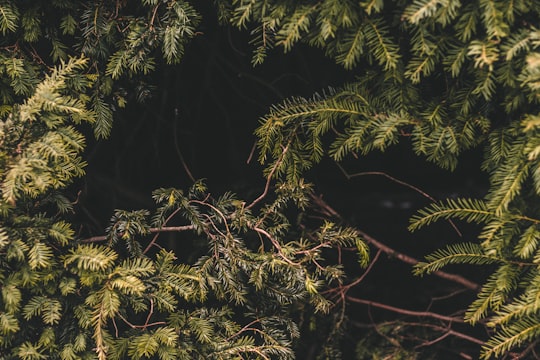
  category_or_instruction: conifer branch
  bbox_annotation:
[336,163,463,236]
[81,225,196,243]
[309,193,480,291]
[247,143,290,210]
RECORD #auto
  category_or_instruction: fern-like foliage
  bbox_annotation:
[414,242,503,276]
[409,198,494,231]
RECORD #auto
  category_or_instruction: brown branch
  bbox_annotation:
[191,199,230,234]
[324,249,382,298]
[350,319,485,347]
[144,298,155,328]
[309,193,480,291]
[511,339,540,359]
[173,119,196,183]
[81,225,196,243]
[347,296,467,323]
[431,288,469,302]
[246,141,257,164]
[149,3,160,29]
[358,229,480,291]
[226,319,262,341]
[408,322,484,346]
[117,312,166,330]
[336,163,434,201]
[143,207,183,254]
[336,163,463,237]
[253,226,298,266]
[344,248,382,289]
[246,143,290,211]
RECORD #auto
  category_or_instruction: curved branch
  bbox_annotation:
[246,143,290,210]
[81,225,196,243]
[336,162,463,237]
[309,193,480,291]
[358,229,480,291]
[347,296,467,323]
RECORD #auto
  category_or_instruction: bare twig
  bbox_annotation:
[253,226,298,266]
[309,193,480,291]
[246,143,290,210]
[324,249,382,299]
[149,3,160,29]
[191,199,230,234]
[350,319,485,347]
[81,225,196,243]
[431,288,469,302]
[336,163,463,237]
[226,319,261,341]
[512,339,540,359]
[117,312,166,330]
[357,229,480,291]
[411,322,484,346]
[347,296,467,323]
[143,207,183,254]
[173,119,196,183]
[246,141,257,164]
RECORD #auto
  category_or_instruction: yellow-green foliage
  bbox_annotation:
[4,0,540,358]
[0,2,371,360]
[0,62,364,360]
[218,0,540,357]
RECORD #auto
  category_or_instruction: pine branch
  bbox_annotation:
[81,225,197,243]
[310,193,480,291]
[409,198,494,231]
[482,318,540,359]
[414,242,503,276]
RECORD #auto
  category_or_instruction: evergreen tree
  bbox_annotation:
[2,0,540,359]
[218,0,540,358]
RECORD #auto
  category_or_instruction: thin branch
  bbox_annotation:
[409,322,484,346]
[431,288,469,302]
[81,225,196,243]
[512,339,540,359]
[149,3,161,29]
[191,199,230,234]
[173,119,196,183]
[337,163,434,200]
[201,213,227,238]
[226,319,261,341]
[350,319,485,346]
[324,249,382,298]
[336,163,463,237]
[144,298,155,328]
[246,141,257,164]
[246,143,290,210]
[253,226,298,266]
[347,296,467,323]
[351,219,480,291]
[117,312,166,330]
[416,331,452,348]
[344,248,382,289]
[309,193,480,291]
[143,207,183,254]
[358,228,480,291]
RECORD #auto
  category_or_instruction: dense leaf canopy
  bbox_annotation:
[1,1,540,359]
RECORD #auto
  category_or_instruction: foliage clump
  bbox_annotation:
[0,59,366,359]
[217,0,540,358]
[3,0,540,359]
